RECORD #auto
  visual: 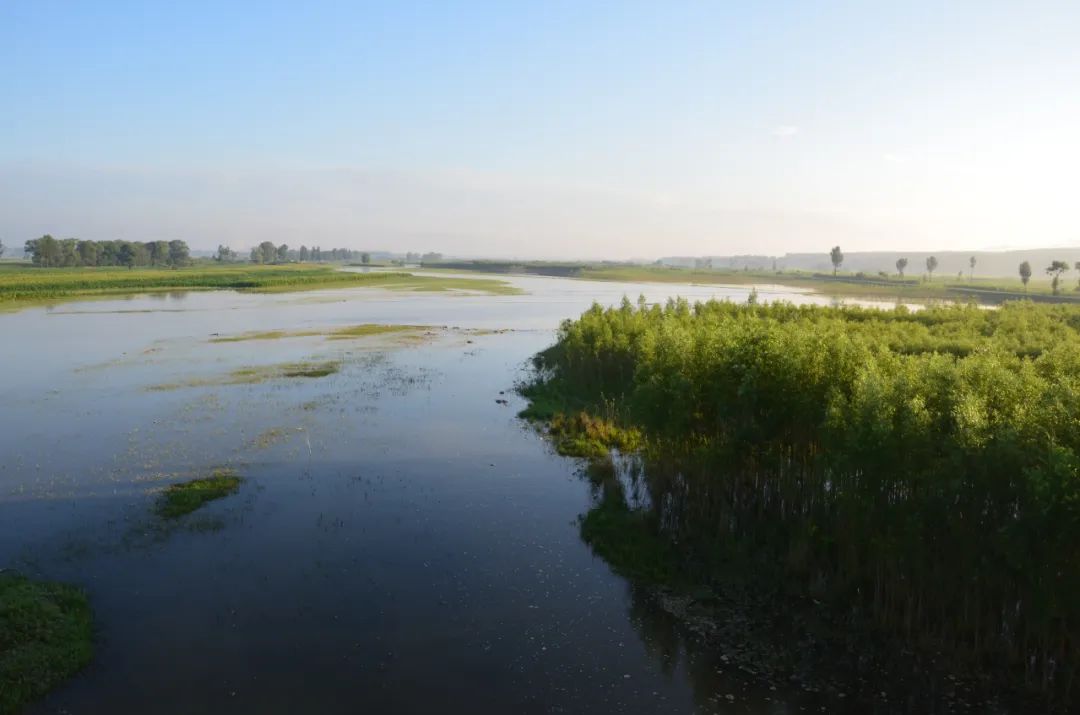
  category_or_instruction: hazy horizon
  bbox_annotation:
[3,2,1079,258]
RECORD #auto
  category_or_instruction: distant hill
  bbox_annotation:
[662,249,1080,279]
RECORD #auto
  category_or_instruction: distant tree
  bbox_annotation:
[1019,261,1032,291]
[215,245,236,262]
[969,255,976,281]
[117,242,137,268]
[77,240,98,266]
[147,240,169,266]
[361,252,370,265]
[0,239,5,258]
[258,241,277,264]
[299,245,309,262]
[896,257,908,279]
[276,244,289,262]
[26,235,62,267]
[925,255,938,281]
[167,240,190,267]
[1075,261,1080,291]
[829,246,844,275]
[1046,260,1069,295]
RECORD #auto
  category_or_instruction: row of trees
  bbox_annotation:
[831,247,1078,293]
[23,236,190,268]
[244,242,370,264]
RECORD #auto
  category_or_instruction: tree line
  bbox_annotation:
[831,246,1079,293]
[23,236,191,268]
[244,242,369,264]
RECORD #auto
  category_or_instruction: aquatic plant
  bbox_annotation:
[0,572,93,715]
[156,470,244,518]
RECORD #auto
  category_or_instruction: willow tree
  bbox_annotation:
[896,257,908,279]
[925,255,938,281]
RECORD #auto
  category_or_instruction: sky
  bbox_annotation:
[2,1,1079,259]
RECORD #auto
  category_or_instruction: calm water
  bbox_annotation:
[0,274,907,713]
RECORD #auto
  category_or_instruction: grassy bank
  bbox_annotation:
[523,298,1080,707]
[429,260,1080,304]
[0,263,518,306]
[0,572,93,714]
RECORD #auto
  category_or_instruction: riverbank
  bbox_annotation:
[0,263,519,306]
[425,260,1080,305]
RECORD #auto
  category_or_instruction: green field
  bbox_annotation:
[580,264,1080,303]
[523,298,1080,705]
[0,263,519,306]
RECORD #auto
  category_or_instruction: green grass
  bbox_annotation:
[0,572,93,715]
[156,470,244,519]
[0,263,518,306]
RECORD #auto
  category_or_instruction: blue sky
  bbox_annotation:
[2,1,1079,257]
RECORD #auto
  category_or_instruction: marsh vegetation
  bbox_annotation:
[524,297,1080,706]
[0,572,93,715]
[155,470,244,519]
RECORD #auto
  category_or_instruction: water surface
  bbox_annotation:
[1,274,903,713]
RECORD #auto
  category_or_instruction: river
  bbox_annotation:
[0,273,912,713]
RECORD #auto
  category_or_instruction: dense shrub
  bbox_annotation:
[530,298,1080,701]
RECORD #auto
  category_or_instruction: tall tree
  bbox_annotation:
[361,252,371,265]
[276,244,289,262]
[896,257,908,279]
[117,242,136,268]
[167,240,190,267]
[258,241,277,264]
[969,255,976,281]
[926,255,938,281]
[1046,260,1069,295]
[0,239,5,258]
[1074,261,1080,291]
[299,245,309,262]
[148,240,170,266]
[829,246,843,275]
[1019,261,1032,291]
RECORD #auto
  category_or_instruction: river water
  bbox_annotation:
[0,274,910,713]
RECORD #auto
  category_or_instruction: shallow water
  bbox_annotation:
[0,274,904,713]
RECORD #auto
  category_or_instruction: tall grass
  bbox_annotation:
[527,297,1080,704]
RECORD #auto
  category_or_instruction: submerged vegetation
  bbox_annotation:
[0,263,518,305]
[210,323,428,343]
[0,572,93,715]
[156,470,244,519]
[525,297,1080,706]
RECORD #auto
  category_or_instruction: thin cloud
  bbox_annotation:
[883,153,909,164]
[772,125,800,139]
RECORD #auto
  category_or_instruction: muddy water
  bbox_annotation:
[0,275,904,713]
